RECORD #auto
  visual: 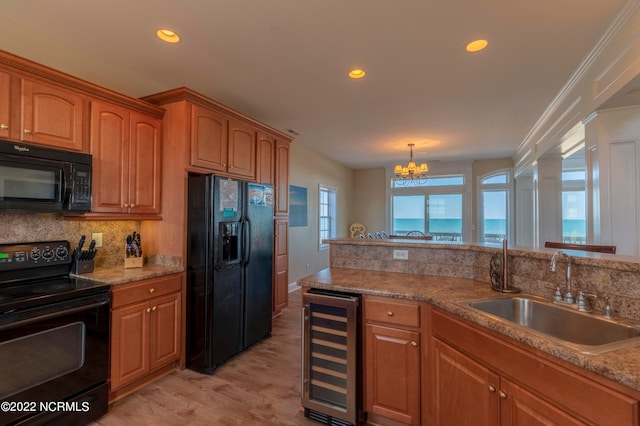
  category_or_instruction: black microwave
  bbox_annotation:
[0,139,92,213]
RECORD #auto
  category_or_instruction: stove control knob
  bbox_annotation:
[42,248,54,261]
[56,246,69,260]
[30,247,41,261]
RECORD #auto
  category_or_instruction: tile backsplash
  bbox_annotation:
[0,213,140,267]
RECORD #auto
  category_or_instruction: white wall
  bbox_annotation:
[288,143,354,283]
[586,106,640,255]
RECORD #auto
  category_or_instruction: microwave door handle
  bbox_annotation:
[61,167,72,207]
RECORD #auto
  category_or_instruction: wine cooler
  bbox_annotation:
[302,289,362,426]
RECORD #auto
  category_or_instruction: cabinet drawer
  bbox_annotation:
[365,297,420,328]
[112,274,182,308]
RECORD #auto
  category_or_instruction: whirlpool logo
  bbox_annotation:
[13,145,29,152]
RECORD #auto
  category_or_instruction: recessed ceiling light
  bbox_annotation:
[157,29,180,43]
[349,69,366,79]
[466,39,488,52]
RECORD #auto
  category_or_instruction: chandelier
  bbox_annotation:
[394,143,428,183]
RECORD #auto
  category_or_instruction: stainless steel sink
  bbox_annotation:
[458,295,640,354]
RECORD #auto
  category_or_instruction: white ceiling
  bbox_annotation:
[0,0,631,169]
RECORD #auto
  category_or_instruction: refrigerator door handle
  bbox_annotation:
[241,217,251,265]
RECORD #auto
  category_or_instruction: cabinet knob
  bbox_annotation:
[387,311,394,317]
[0,124,8,130]
[23,129,31,134]
[149,288,155,293]
[130,204,136,208]
[146,307,151,313]
[152,306,157,311]
[499,390,507,399]
[123,203,129,208]
[410,341,418,347]
[488,385,496,393]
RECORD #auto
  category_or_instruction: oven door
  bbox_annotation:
[0,156,65,212]
[0,291,110,425]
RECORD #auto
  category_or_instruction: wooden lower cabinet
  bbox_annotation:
[110,274,182,398]
[364,296,423,425]
[429,307,640,426]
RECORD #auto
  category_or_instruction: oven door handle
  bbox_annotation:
[0,297,109,331]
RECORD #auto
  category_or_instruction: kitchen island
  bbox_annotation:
[299,239,640,425]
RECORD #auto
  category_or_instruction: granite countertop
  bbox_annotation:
[71,263,184,286]
[298,267,640,393]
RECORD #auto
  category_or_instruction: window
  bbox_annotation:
[391,174,465,241]
[478,170,511,243]
[319,185,337,250]
[562,152,586,244]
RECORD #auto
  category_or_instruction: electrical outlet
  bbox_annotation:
[91,233,103,248]
[393,249,409,260]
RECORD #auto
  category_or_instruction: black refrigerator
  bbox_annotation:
[186,173,274,374]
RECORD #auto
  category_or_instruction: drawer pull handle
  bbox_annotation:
[488,385,496,393]
[149,288,155,293]
[0,124,8,130]
[499,390,507,399]
[410,341,418,347]
[387,311,394,317]
[23,129,31,135]
[146,307,151,313]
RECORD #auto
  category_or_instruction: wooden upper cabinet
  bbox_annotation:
[91,101,129,213]
[227,118,256,179]
[190,104,228,172]
[21,78,86,151]
[275,139,290,214]
[129,112,162,214]
[0,70,11,139]
[257,132,275,184]
[90,100,162,216]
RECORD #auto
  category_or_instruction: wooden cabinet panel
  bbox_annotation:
[275,139,290,214]
[129,112,162,214]
[365,298,421,328]
[430,308,639,426]
[227,118,256,179]
[90,100,162,216]
[0,71,11,139]
[500,379,586,426]
[257,132,275,184]
[110,274,182,394]
[432,339,499,426]
[149,292,181,370]
[273,218,289,315]
[110,301,149,390]
[190,104,227,171]
[90,101,129,213]
[21,78,85,151]
[365,324,421,425]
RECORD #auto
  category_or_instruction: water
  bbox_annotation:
[393,218,586,238]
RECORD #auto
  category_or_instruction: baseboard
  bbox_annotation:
[289,282,301,293]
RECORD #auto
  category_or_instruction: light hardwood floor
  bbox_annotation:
[95,289,317,425]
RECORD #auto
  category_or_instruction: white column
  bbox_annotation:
[535,156,563,247]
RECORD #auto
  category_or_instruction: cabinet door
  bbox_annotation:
[111,301,149,390]
[273,218,289,315]
[190,104,227,172]
[365,324,421,425]
[21,78,85,151]
[432,339,500,426]
[0,70,10,139]
[149,292,181,370]
[129,112,162,214]
[227,119,256,179]
[90,101,129,213]
[500,379,585,426]
[274,139,289,214]
[257,132,275,184]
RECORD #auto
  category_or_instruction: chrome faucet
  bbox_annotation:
[550,250,573,304]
